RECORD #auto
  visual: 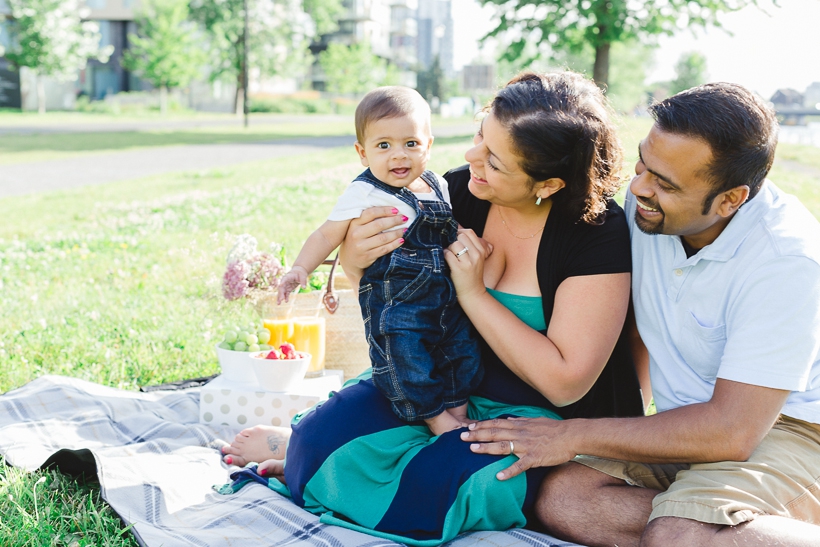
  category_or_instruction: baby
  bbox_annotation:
[277,86,483,435]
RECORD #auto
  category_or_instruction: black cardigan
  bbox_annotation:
[446,165,643,419]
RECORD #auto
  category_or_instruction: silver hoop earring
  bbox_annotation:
[535,197,542,206]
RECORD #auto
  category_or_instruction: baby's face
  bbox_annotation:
[355,114,433,188]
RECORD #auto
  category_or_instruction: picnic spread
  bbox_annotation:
[0,374,584,547]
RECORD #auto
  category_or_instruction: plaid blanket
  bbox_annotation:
[0,375,584,547]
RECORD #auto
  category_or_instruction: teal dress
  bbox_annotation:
[222,290,561,546]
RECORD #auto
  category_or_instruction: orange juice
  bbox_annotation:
[292,317,326,376]
[263,318,293,349]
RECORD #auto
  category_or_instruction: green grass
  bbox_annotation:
[0,112,817,545]
[0,462,134,547]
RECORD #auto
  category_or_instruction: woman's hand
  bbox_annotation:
[460,417,578,480]
[444,229,493,300]
[339,207,406,285]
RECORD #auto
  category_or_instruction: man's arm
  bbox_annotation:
[462,378,789,480]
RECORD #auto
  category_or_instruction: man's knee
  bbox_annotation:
[536,461,625,534]
[641,516,718,547]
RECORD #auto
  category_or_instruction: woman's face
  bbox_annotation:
[464,111,535,207]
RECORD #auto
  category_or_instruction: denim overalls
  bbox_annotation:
[356,168,483,422]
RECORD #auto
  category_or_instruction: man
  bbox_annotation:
[461,82,820,547]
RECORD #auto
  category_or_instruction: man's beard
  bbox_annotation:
[634,199,664,235]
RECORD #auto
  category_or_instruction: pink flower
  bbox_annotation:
[222,260,251,300]
[222,236,286,301]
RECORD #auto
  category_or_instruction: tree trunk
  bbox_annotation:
[159,85,168,116]
[234,73,244,116]
[593,42,610,91]
[37,74,46,114]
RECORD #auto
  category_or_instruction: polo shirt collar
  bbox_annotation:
[680,180,772,265]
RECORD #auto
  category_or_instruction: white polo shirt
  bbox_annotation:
[627,180,820,423]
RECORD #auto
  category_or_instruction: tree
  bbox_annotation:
[417,56,446,106]
[670,51,709,94]
[122,0,206,115]
[189,0,343,114]
[480,0,759,89]
[4,0,113,114]
[318,42,396,95]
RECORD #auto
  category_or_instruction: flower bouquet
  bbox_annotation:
[221,234,325,319]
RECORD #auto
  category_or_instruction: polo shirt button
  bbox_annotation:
[674,269,683,276]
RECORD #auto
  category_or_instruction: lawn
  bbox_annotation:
[0,115,818,545]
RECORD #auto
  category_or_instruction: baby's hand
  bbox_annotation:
[277,267,308,304]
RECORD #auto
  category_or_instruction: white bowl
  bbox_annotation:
[250,351,311,392]
[216,344,259,385]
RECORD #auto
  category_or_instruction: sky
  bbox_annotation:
[450,0,820,100]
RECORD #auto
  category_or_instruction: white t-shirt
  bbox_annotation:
[627,180,820,424]
[328,174,451,231]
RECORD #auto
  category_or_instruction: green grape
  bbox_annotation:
[257,329,271,344]
[245,333,259,346]
[224,330,238,344]
[233,341,248,352]
[236,330,248,342]
[248,343,261,352]
[218,341,231,350]
[259,344,272,351]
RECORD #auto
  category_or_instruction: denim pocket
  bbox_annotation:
[385,257,432,304]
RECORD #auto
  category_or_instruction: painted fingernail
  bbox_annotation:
[392,207,399,214]
[259,468,267,476]
[399,238,405,244]
[403,228,408,233]
[225,456,233,464]
[401,215,408,222]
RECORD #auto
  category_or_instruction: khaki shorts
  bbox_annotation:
[575,415,820,526]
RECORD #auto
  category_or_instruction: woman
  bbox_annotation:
[221,71,643,544]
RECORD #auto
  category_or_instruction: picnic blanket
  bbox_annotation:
[0,375,584,547]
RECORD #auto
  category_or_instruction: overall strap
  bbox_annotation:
[419,170,447,202]
[353,168,419,209]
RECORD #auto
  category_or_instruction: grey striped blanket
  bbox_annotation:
[0,375,583,547]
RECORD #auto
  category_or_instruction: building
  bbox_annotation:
[416,0,454,78]
[0,0,145,110]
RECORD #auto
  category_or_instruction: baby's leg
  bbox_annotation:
[425,411,465,436]
[445,403,474,426]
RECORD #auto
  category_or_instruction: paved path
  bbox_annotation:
[0,122,476,199]
[0,136,356,198]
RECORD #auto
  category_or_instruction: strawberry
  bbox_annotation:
[265,350,280,360]
[280,343,296,359]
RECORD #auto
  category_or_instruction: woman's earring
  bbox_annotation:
[535,196,542,206]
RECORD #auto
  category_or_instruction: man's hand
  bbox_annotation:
[460,417,578,480]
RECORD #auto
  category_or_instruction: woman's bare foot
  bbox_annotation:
[257,458,287,483]
[425,411,465,436]
[221,425,292,467]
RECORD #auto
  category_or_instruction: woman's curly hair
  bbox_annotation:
[490,71,624,224]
